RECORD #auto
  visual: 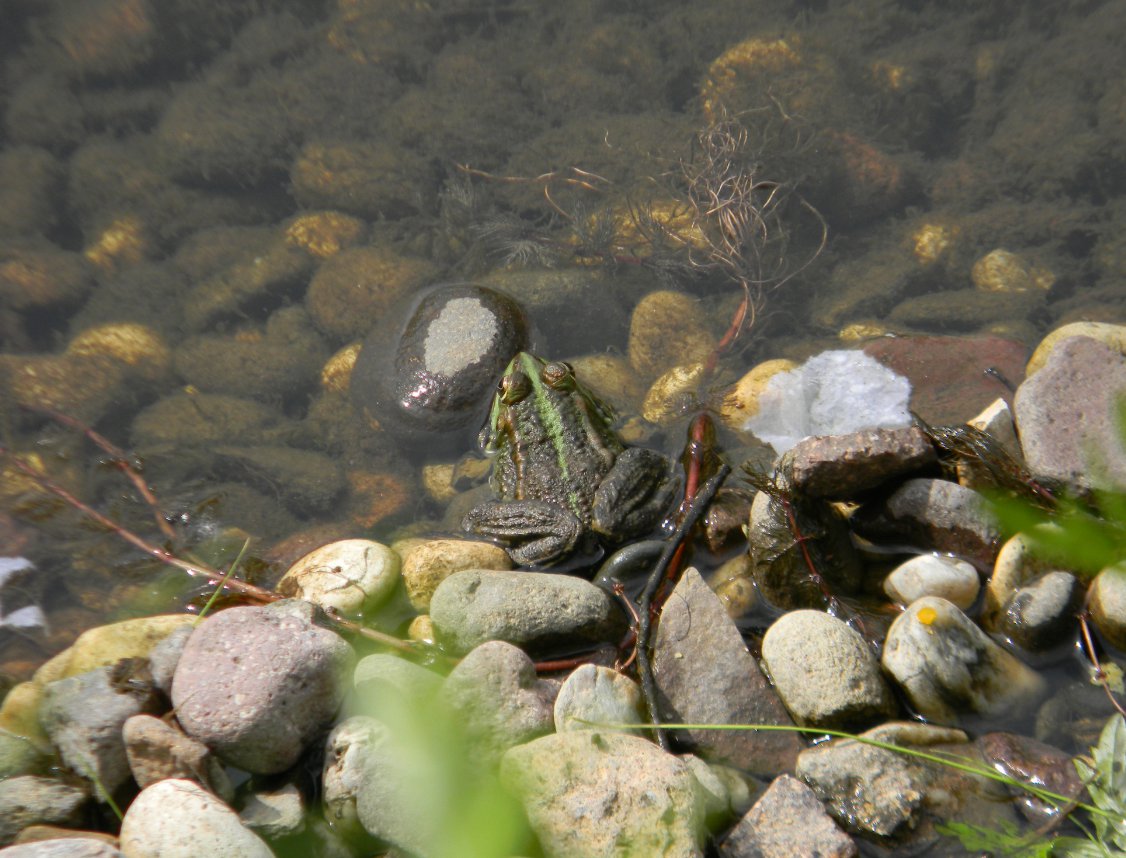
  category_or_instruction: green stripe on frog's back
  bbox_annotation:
[518,352,586,520]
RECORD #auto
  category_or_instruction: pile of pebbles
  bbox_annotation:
[0,322,1124,857]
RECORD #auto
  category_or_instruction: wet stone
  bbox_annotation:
[794,721,1017,846]
[780,425,936,499]
[719,774,856,858]
[979,731,1087,826]
[653,567,802,777]
[350,284,530,449]
[851,478,1001,570]
[883,553,981,610]
[881,597,1048,724]
[748,490,863,611]
[995,571,1082,652]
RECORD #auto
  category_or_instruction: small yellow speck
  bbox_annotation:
[917,606,937,625]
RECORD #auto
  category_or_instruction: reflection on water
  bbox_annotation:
[0,0,1123,731]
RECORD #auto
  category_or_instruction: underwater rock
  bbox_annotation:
[628,289,717,383]
[305,244,437,342]
[350,284,530,448]
[747,489,863,611]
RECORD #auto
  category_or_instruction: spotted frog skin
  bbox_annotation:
[462,352,675,567]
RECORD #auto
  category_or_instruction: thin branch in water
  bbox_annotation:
[635,465,730,750]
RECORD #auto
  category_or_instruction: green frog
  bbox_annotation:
[462,352,675,567]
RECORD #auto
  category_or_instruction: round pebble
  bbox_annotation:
[762,610,896,729]
[277,538,401,618]
[119,779,272,858]
[350,284,529,448]
[883,554,980,609]
[171,603,355,774]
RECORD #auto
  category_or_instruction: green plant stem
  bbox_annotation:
[586,720,1109,820]
[194,538,249,623]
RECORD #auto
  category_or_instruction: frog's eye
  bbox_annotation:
[541,361,576,391]
[499,371,532,404]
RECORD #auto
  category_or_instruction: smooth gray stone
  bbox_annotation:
[39,667,162,797]
[0,776,88,847]
[440,640,555,765]
[761,610,896,730]
[430,569,625,656]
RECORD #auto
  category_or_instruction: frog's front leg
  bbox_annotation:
[462,500,582,567]
[592,447,676,542]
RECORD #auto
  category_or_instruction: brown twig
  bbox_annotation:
[20,404,178,542]
[635,465,730,750]
[0,441,436,660]
[1078,605,1126,718]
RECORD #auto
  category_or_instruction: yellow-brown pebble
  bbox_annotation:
[320,343,362,395]
[718,358,798,432]
[1025,321,1126,376]
[971,249,1054,293]
[285,211,368,259]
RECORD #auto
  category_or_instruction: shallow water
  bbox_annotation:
[1,0,1124,789]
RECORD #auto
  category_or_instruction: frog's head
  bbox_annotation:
[480,352,615,451]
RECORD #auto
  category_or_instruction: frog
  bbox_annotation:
[462,352,676,567]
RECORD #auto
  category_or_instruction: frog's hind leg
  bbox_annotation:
[592,447,676,541]
[462,500,582,567]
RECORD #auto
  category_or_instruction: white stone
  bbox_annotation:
[743,350,911,454]
[553,664,643,733]
[278,539,400,617]
[120,779,273,858]
[883,554,980,610]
